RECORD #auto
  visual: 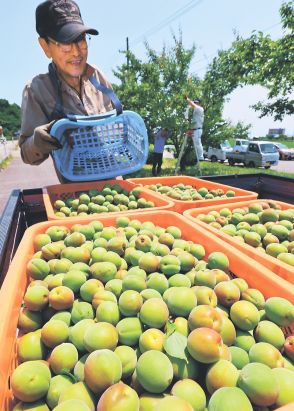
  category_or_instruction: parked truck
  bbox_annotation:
[205,140,233,162]
[233,139,250,153]
[226,141,279,169]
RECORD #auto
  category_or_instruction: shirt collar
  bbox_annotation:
[53,63,95,92]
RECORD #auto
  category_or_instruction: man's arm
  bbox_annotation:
[19,83,61,165]
[19,122,62,165]
[185,96,199,110]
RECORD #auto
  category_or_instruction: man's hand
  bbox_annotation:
[34,122,62,152]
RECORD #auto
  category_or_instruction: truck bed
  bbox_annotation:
[226,152,246,162]
[0,173,293,287]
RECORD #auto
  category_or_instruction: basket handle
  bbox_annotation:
[65,76,123,122]
[66,110,117,122]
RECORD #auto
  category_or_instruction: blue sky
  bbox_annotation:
[1,0,293,136]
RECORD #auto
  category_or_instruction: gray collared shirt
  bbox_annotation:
[19,63,113,165]
[191,105,204,129]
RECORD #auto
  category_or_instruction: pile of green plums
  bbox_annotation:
[145,183,236,201]
[197,200,294,267]
[53,184,155,217]
[11,216,294,411]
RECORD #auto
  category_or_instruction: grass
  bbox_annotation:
[0,155,13,170]
[126,158,294,179]
[275,139,294,148]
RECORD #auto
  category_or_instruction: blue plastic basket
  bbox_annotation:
[50,76,148,182]
[50,110,148,182]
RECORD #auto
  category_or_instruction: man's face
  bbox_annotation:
[39,37,88,82]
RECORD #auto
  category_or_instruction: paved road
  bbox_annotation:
[222,159,294,173]
[221,159,294,173]
[0,146,59,216]
[271,160,294,173]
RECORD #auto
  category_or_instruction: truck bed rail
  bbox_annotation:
[0,173,293,286]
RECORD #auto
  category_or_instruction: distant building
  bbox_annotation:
[268,128,285,136]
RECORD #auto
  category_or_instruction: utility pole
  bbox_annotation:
[126,37,129,68]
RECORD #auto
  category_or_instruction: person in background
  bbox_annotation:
[19,0,113,170]
[152,127,169,176]
[0,126,5,142]
[185,96,204,161]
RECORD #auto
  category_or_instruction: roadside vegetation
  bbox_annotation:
[127,158,294,179]
[0,99,20,138]
[0,155,13,170]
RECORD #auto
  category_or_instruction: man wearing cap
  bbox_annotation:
[19,0,113,166]
[185,95,205,161]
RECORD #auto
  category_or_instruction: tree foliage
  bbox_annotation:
[252,1,294,119]
[113,32,202,154]
[0,99,21,137]
[113,32,251,151]
[204,1,294,121]
[113,2,292,154]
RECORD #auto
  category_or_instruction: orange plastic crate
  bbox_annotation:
[183,199,294,284]
[127,176,258,213]
[43,179,174,220]
[276,406,294,411]
[0,210,293,410]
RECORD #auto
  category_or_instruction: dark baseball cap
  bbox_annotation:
[36,0,98,43]
[194,98,202,103]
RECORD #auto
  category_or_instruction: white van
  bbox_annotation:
[206,140,233,162]
[233,139,250,153]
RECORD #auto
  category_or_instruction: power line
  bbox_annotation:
[105,0,205,69]
[131,0,205,46]
[192,21,282,73]
[262,21,282,32]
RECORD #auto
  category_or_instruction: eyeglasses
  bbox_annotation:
[46,34,90,52]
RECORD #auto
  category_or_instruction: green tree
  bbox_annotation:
[0,99,21,137]
[203,1,293,122]
[113,33,253,152]
[113,1,292,156]
[252,1,294,119]
[232,121,251,140]
[113,32,202,155]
